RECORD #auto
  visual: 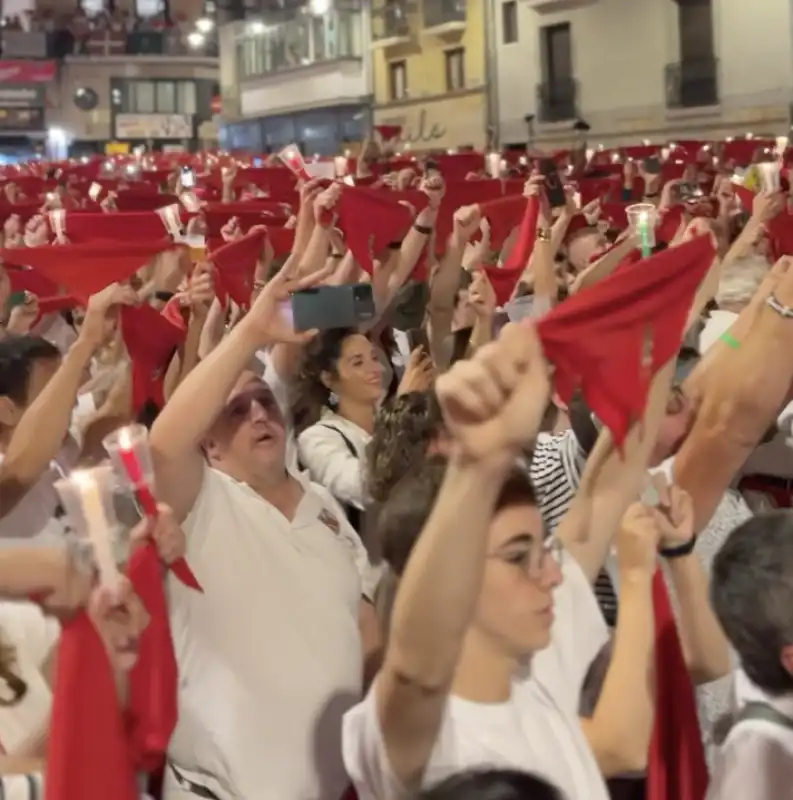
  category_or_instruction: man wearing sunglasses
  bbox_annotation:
[151,265,380,800]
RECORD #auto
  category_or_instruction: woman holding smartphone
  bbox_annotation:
[292,328,433,530]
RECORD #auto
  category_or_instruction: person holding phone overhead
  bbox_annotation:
[292,328,434,530]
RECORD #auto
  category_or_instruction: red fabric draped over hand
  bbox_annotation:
[536,234,715,446]
[46,612,138,800]
[126,542,179,773]
[483,195,539,305]
[335,187,413,275]
[120,304,186,411]
[210,227,267,308]
[646,570,708,800]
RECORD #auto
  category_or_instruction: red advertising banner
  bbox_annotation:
[0,60,57,83]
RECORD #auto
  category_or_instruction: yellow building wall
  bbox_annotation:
[371,0,486,149]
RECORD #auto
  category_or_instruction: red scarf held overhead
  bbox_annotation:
[536,234,715,446]
[483,194,539,305]
[646,570,708,800]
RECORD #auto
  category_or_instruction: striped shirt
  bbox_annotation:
[530,431,619,625]
[530,430,754,768]
[0,773,43,799]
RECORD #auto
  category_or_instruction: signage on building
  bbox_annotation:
[0,60,56,83]
[0,31,48,59]
[0,107,45,131]
[374,91,486,151]
[0,85,46,108]
[114,114,193,140]
[105,142,131,155]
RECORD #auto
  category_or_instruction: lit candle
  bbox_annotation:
[115,426,159,517]
[637,210,652,258]
[71,470,120,592]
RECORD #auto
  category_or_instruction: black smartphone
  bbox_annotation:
[406,327,429,352]
[540,158,566,208]
[679,182,703,202]
[423,158,440,177]
[643,156,661,174]
[291,283,376,332]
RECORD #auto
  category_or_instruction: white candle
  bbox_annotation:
[72,470,120,592]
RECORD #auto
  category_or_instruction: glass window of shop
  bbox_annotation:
[116,80,198,115]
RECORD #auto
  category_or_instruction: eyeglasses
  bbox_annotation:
[215,384,283,429]
[488,536,564,580]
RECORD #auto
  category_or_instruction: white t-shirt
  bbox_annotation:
[342,557,610,800]
[297,409,371,510]
[0,601,58,754]
[166,466,378,800]
[707,670,793,800]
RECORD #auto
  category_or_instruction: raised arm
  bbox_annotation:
[0,284,137,516]
[149,261,328,521]
[375,324,551,789]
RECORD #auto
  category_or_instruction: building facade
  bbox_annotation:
[0,0,218,159]
[218,3,372,155]
[370,0,487,151]
[490,0,793,149]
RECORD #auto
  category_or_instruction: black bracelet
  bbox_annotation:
[154,290,175,302]
[413,223,433,235]
[659,534,697,559]
[331,253,344,259]
[388,240,402,250]
[644,192,660,199]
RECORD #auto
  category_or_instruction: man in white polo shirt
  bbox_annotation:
[151,263,380,800]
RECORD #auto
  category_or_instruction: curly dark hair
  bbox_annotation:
[0,637,26,707]
[289,327,359,436]
[365,390,444,505]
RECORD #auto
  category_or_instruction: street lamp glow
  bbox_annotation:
[310,0,330,15]
[196,17,214,33]
[187,31,205,48]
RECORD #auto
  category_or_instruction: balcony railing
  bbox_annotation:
[423,0,466,29]
[371,1,413,42]
[236,10,362,79]
[665,58,719,109]
[536,78,577,123]
[1,26,218,59]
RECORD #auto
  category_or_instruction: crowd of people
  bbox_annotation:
[0,132,791,800]
[0,6,200,56]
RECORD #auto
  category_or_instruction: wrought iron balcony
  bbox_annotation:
[371,0,414,43]
[423,0,466,30]
[536,78,577,123]
[665,58,719,109]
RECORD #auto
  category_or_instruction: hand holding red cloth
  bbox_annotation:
[46,583,148,800]
[536,235,715,446]
[483,194,539,305]
[210,226,267,308]
[126,541,179,773]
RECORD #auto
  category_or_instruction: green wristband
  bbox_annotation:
[720,332,741,350]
